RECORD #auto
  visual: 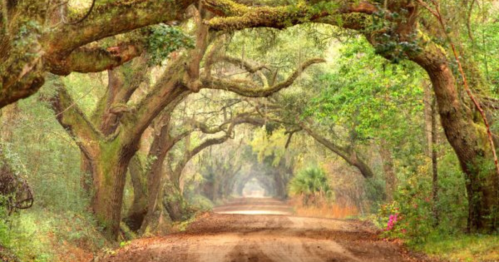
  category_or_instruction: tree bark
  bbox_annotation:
[49,72,189,239]
[411,43,499,232]
[90,145,136,238]
[125,155,148,231]
[0,0,197,108]
[163,177,186,221]
[139,112,187,233]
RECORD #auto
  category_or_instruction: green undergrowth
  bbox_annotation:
[188,194,214,211]
[413,233,499,262]
[365,213,499,262]
[1,208,107,262]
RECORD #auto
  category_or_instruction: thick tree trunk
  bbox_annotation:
[91,160,128,239]
[90,138,139,239]
[139,150,171,232]
[138,112,188,233]
[411,46,499,232]
[125,156,148,231]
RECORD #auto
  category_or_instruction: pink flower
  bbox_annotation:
[386,214,399,231]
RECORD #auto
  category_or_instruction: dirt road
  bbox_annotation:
[101,198,431,262]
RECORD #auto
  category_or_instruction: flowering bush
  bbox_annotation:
[378,175,434,244]
[378,202,405,238]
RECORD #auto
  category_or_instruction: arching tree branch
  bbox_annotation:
[48,43,144,75]
[201,58,325,97]
[202,0,377,31]
[0,0,196,109]
[45,0,195,54]
[48,77,102,158]
[299,122,374,178]
[216,56,269,73]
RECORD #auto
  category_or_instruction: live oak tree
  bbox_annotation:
[202,0,499,232]
[299,38,425,200]
[225,29,424,190]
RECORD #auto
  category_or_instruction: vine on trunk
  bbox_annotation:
[416,0,499,179]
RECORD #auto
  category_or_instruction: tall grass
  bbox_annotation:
[289,196,359,219]
[287,167,359,218]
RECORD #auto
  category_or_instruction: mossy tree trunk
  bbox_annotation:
[91,139,139,237]
[125,155,148,231]
[49,58,191,239]
[163,178,186,221]
[126,111,189,232]
[411,45,499,231]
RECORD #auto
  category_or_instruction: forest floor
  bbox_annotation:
[101,198,435,262]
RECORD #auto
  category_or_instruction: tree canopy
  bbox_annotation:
[1,0,499,260]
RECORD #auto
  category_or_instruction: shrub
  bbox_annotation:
[289,167,332,206]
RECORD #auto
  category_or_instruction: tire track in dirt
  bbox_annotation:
[101,198,434,262]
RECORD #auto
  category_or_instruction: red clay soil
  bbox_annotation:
[101,198,435,262]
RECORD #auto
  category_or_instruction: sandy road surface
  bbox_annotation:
[101,198,431,262]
